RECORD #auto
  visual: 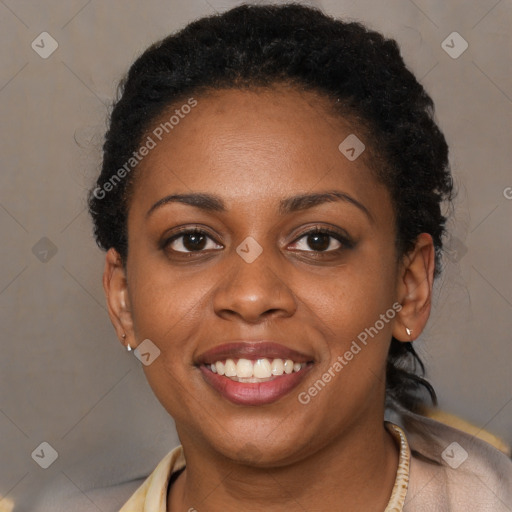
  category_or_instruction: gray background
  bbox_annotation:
[1,0,511,510]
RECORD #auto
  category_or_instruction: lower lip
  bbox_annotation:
[199,365,313,406]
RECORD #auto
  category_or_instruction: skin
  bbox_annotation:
[103,86,435,511]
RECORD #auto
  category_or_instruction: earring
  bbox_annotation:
[405,327,412,336]
[121,333,132,351]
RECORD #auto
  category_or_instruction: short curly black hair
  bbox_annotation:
[88,3,453,413]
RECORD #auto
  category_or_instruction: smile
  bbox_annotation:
[196,341,315,406]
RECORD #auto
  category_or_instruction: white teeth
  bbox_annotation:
[224,359,237,377]
[209,357,307,380]
[253,359,272,378]
[215,361,225,376]
[284,359,294,374]
[271,358,284,376]
[236,358,254,378]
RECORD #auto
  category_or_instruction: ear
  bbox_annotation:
[103,248,135,348]
[392,233,435,342]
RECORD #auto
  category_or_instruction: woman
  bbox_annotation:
[88,4,512,511]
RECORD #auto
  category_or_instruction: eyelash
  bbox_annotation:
[161,225,353,255]
[291,226,354,252]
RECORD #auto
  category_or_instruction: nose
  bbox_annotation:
[212,246,297,324]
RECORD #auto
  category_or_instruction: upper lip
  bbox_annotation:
[196,341,314,365]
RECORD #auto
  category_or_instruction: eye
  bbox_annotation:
[163,228,223,253]
[289,227,351,253]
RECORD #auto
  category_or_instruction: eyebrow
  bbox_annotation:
[146,190,372,222]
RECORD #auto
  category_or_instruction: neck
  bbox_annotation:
[169,416,399,512]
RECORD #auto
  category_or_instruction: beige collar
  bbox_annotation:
[384,421,411,511]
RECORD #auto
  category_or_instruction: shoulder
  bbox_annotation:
[398,410,512,511]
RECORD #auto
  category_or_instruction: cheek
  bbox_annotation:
[312,250,398,344]
[126,256,214,422]
[297,277,397,420]
[303,244,399,408]
[127,253,210,341]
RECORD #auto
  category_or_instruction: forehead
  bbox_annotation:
[129,86,388,216]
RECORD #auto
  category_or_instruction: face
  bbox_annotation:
[105,86,430,466]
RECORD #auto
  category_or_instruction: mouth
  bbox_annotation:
[196,342,315,406]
